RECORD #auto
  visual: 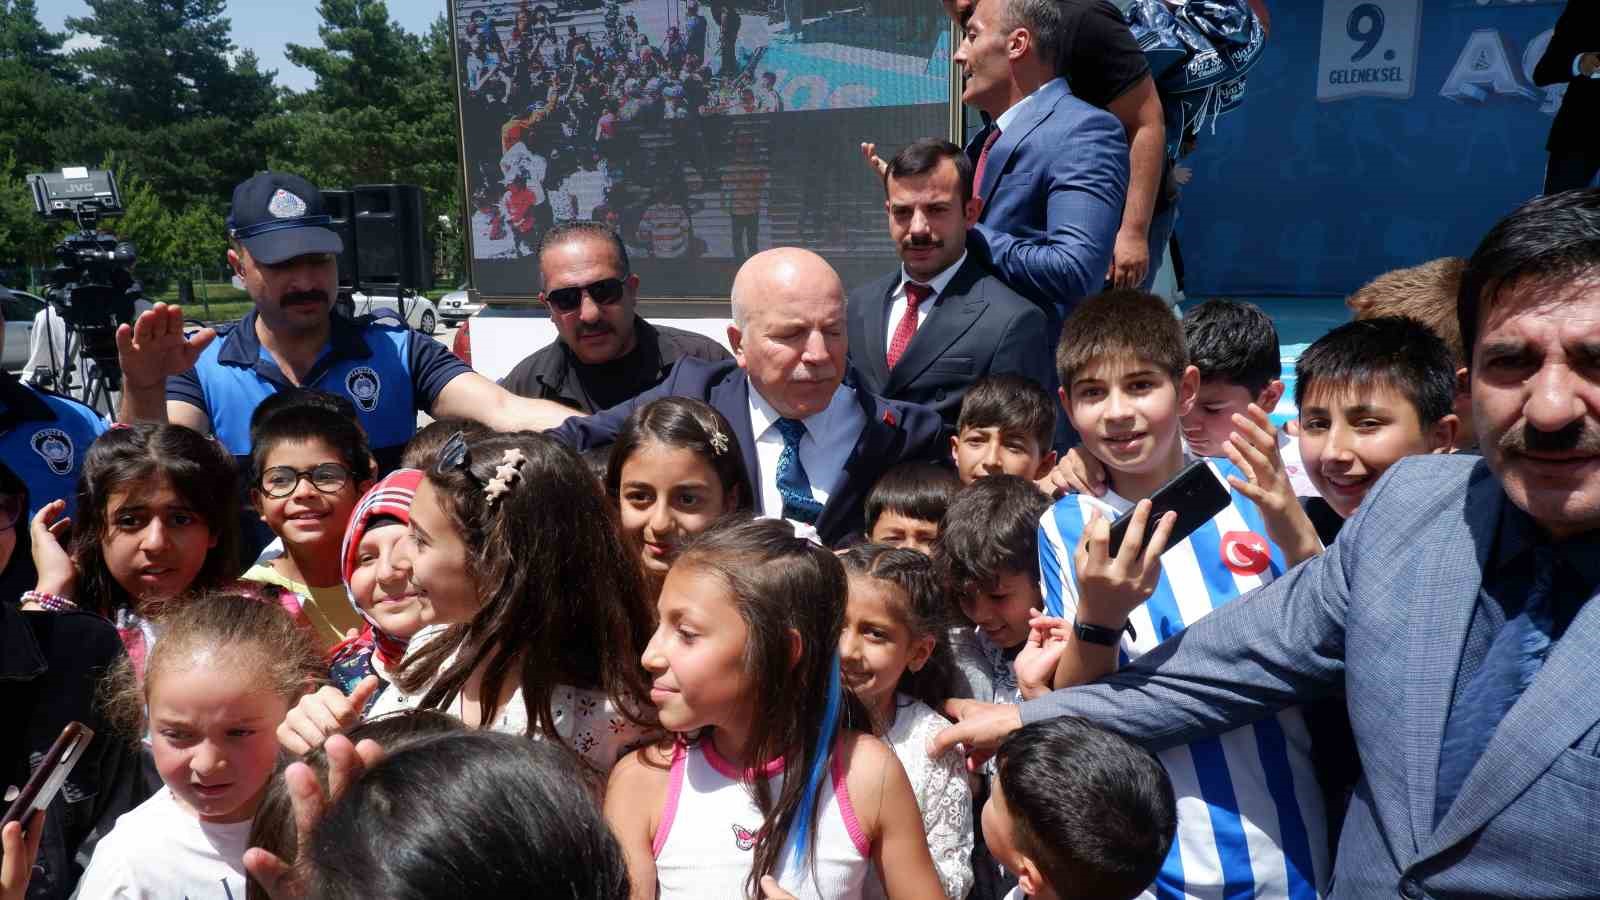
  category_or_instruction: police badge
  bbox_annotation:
[346,366,382,412]
[30,428,75,476]
[268,188,308,219]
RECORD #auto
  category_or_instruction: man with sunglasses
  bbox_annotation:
[113,172,578,492]
[499,222,730,414]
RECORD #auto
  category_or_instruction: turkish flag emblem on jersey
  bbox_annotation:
[1220,531,1272,577]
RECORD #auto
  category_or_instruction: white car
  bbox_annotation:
[437,284,482,323]
[348,289,440,335]
[2,288,46,371]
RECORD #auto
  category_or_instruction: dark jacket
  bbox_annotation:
[499,316,731,414]
[846,256,1054,438]
[1,603,153,900]
[1532,3,1600,152]
[547,357,947,546]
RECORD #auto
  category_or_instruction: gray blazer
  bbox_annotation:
[1022,454,1600,898]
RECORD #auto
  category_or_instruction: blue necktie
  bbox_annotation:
[1435,544,1558,825]
[774,417,823,525]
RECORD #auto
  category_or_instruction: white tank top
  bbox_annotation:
[653,738,872,900]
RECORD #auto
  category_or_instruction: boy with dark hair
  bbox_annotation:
[952,374,1058,485]
[985,717,1177,900]
[936,474,1053,706]
[242,388,376,649]
[1035,289,1331,899]
[1294,316,1459,531]
[864,461,961,555]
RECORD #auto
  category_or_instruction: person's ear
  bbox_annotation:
[728,323,746,368]
[787,627,804,670]
[962,194,981,227]
[226,247,245,278]
[1177,365,1201,416]
[1006,26,1029,61]
[1428,414,1460,455]
[1015,855,1049,898]
[950,433,961,465]
[624,273,641,299]
[1032,449,1057,481]
[1258,378,1285,414]
[1455,365,1470,400]
[905,633,936,673]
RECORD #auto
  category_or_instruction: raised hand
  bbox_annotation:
[114,303,216,392]
[1013,610,1069,700]
[1074,501,1175,628]
[1041,446,1108,498]
[859,142,888,180]
[277,676,382,756]
[243,735,385,900]
[1222,403,1320,566]
[28,500,77,601]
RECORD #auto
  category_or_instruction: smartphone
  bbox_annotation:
[3,722,94,831]
[1106,460,1230,556]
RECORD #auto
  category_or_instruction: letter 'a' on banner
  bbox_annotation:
[1316,0,1422,102]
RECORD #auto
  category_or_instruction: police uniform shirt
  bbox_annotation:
[0,370,108,518]
[167,310,471,472]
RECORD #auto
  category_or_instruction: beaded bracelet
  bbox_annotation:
[21,590,76,612]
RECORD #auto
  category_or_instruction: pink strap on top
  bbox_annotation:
[830,750,871,858]
[652,741,689,858]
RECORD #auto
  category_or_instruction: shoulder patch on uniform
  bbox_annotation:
[346,366,382,412]
[31,427,75,475]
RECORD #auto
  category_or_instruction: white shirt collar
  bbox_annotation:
[994,78,1059,133]
[897,250,968,299]
[749,379,856,440]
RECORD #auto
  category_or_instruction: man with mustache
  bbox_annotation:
[543,247,947,546]
[115,173,580,548]
[845,138,1052,440]
[499,222,730,415]
[933,189,1600,898]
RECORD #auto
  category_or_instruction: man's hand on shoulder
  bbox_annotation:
[929,698,1024,772]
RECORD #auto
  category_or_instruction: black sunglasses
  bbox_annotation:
[259,463,352,499]
[544,277,626,313]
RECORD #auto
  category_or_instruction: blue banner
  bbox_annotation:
[1177,0,1572,297]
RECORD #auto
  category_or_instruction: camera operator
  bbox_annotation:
[0,301,108,521]
[115,172,587,485]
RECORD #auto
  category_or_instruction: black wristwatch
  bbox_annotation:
[1073,618,1136,646]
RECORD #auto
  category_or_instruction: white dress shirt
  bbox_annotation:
[885,250,968,353]
[993,79,1055,133]
[748,383,866,522]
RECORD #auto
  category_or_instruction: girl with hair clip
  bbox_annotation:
[605,516,944,900]
[605,397,752,598]
[23,424,244,679]
[356,429,658,772]
[77,590,324,900]
[838,544,973,900]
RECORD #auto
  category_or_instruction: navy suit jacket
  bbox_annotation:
[967,77,1129,318]
[845,256,1054,437]
[1024,455,1600,896]
[547,357,947,546]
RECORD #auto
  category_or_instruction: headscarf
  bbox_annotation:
[339,468,424,668]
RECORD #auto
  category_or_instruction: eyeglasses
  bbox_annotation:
[259,463,352,499]
[543,277,626,313]
[0,493,22,532]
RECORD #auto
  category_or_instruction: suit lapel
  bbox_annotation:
[862,274,896,390]
[1423,558,1600,857]
[886,260,987,393]
[816,390,898,542]
[975,79,1069,221]
[1404,467,1501,853]
[710,371,763,514]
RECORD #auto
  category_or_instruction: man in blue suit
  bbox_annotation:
[932,189,1600,896]
[546,248,946,546]
[955,0,1129,326]
[846,138,1053,440]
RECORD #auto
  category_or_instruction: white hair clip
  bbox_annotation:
[483,448,527,506]
[709,430,730,456]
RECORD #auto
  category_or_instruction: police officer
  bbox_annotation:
[0,294,106,520]
[116,171,565,472]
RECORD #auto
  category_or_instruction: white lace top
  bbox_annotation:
[863,695,974,900]
[365,625,656,773]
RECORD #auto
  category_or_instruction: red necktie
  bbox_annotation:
[972,125,1002,212]
[887,281,932,370]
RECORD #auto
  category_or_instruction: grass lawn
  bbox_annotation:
[145,283,454,325]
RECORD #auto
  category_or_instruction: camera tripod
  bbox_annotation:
[28,304,122,419]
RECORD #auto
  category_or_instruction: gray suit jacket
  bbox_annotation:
[1023,454,1600,898]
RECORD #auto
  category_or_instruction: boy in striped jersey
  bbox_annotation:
[1033,289,1330,900]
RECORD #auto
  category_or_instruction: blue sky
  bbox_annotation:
[41,0,449,92]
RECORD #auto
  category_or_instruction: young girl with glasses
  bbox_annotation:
[241,394,376,650]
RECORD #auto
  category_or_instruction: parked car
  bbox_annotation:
[348,289,440,335]
[437,283,483,323]
[1,287,46,371]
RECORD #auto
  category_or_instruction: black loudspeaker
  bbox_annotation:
[322,189,359,290]
[353,184,430,291]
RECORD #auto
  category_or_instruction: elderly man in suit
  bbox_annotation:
[932,189,1600,896]
[542,247,945,545]
[956,0,1128,326]
[846,138,1053,439]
